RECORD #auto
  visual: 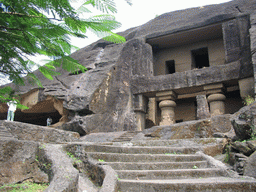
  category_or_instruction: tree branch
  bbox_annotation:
[0,25,23,31]
[0,11,63,22]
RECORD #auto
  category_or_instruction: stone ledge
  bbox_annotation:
[131,61,253,95]
[2,121,79,143]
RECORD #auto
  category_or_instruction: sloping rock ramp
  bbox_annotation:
[82,139,256,192]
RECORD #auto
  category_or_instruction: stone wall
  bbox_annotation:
[154,38,225,75]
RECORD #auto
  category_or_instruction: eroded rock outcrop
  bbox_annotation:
[231,102,256,141]
[0,139,48,185]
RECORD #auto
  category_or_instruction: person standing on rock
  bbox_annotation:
[47,117,52,126]
[7,99,17,121]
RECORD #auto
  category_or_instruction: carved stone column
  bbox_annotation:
[156,91,177,126]
[207,93,226,117]
[159,100,176,125]
[196,95,211,120]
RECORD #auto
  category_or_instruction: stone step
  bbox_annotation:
[112,131,140,142]
[85,152,203,162]
[116,168,228,180]
[0,125,16,140]
[113,138,133,142]
[113,138,223,147]
[106,161,208,170]
[83,144,199,154]
[117,177,256,192]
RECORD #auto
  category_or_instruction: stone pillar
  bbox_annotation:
[156,91,177,126]
[133,94,147,131]
[147,97,157,126]
[207,93,226,117]
[196,95,211,120]
[159,100,176,125]
[134,110,146,131]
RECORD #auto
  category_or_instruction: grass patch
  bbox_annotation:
[192,165,198,169]
[0,181,49,192]
[66,152,82,165]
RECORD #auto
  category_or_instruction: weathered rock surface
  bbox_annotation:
[2,120,79,143]
[231,141,254,156]
[0,139,48,185]
[232,153,248,175]
[140,114,233,140]
[244,151,256,178]
[231,102,256,141]
[39,144,79,192]
[247,140,256,151]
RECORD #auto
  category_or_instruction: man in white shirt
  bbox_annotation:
[47,117,52,126]
[7,100,17,121]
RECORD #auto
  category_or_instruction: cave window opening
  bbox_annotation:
[166,60,175,74]
[191,47,209,69]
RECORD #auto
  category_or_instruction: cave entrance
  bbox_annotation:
[14,111,62,126]
[0,94,67,127]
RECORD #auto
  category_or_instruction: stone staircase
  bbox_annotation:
[0,120,17,140]
[83,139,256,192]
[112,131,141,142]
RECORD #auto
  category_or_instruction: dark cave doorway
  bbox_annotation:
[0,111,62,126]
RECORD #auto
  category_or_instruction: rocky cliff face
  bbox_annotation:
[0,0,256,134]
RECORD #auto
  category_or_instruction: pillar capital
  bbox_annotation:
[156,90,177,101]
[204,83,225,95]
[207,93,226,103]
[159,100,176,108]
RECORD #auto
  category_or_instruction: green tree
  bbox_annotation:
[0,0,131,86]
[0,0,131,104]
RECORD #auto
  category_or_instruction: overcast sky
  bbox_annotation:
[71,0,232,48]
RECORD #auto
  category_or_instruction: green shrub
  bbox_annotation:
[243,95,255,106]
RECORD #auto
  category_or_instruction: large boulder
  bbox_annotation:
[0,139,48,185]
[244,151,256,178]
[231,141,254,156]
[230,102,256,141]
[142,114,233,140]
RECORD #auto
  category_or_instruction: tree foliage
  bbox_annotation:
[0,0,130,87]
